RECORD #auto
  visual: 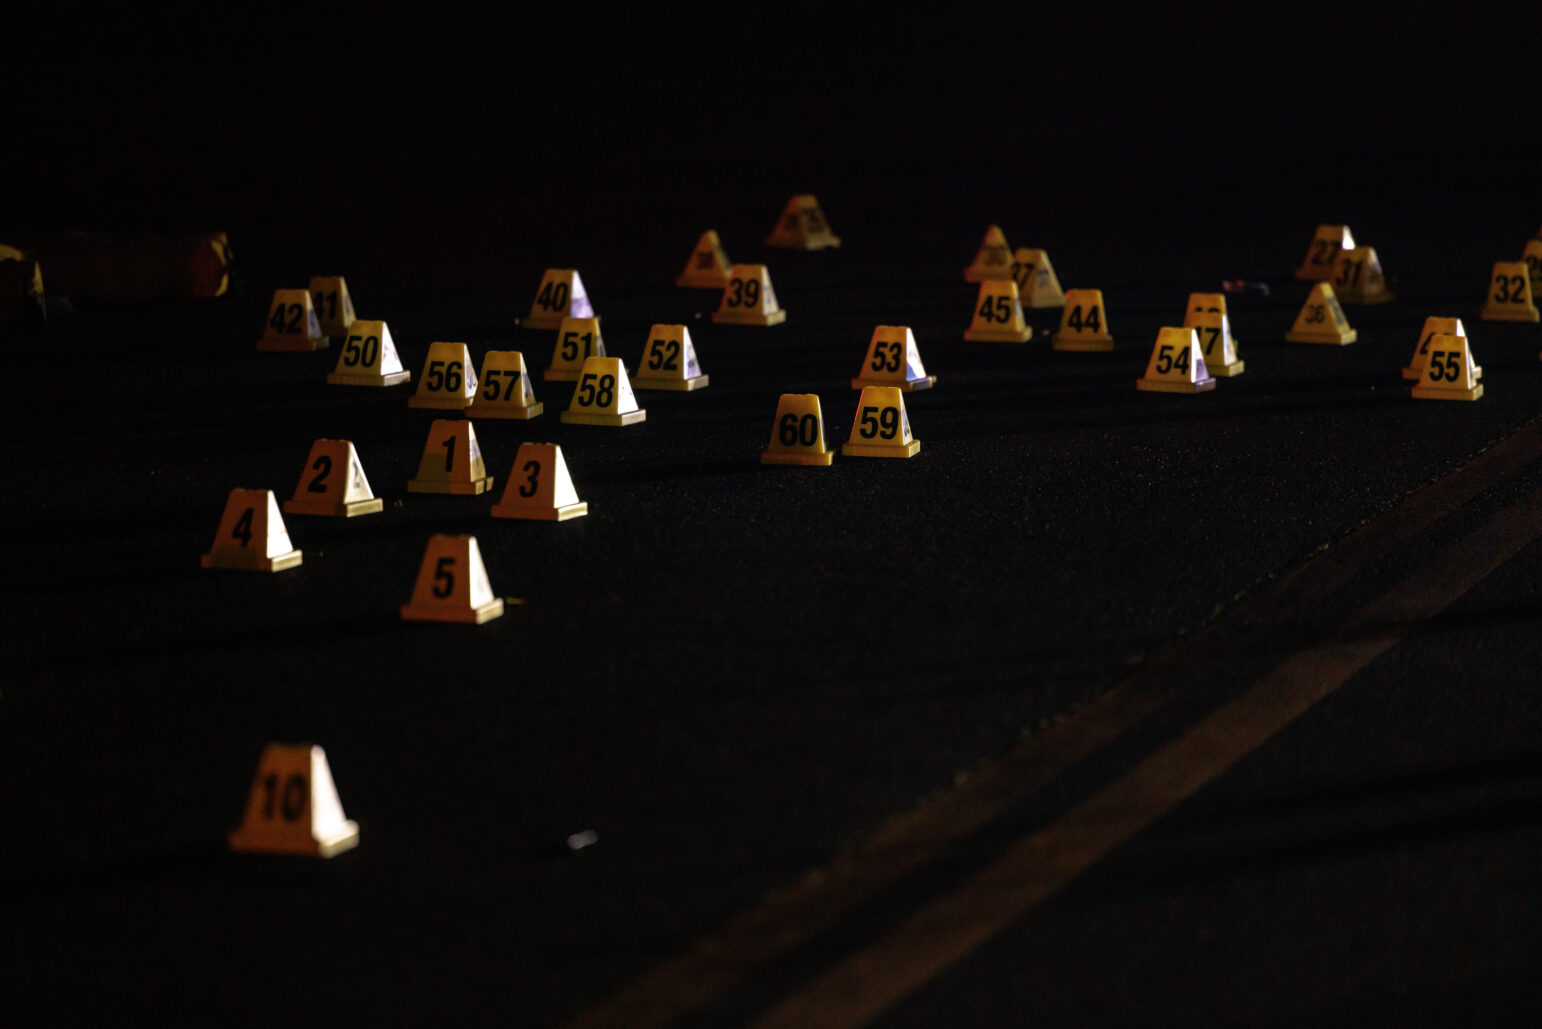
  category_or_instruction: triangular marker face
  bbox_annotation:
[560,356,646,426]
[407,342,478,409]
[545,317,607,381]
[1480,261,1540,322]
[328,319,410,386]
[1010,248,1066,308]
[201,489,302,571]
[633,324,709,391]
[400,535,505,624]
[1411,333,1484,401]
[841,385,920,458]
[1403,317,1470,381]
[676,230,732,289]
[852,325,935,391]
[964,225,1012,282]
[761,394,835,466]
[1137,327,1216,393]
[712,265,786,325]
[469,350,543,418]
[284,440,382,517]
[963,279,1031,342]
[307,275,357,337]
[1294,224,1355,281]
[1053,289,1115,351]
[491,442,588,520]
[228,743,359,858]
[525,269,594,329]
[1186,310,1243,377]
[1331,246,1393,304]
[406,419,495,495]
[1285,283,1357,344]
[764,194,841,249]
[256,289,328,351]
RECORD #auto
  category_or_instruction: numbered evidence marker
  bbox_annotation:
[1285,282,1357,345]
[632,324,708,391]
[1052,289,1115,351]
[1010,248,1067,308]
[560,356,646,426]
[407,419,495,495]
[712,264,787,326]
[1183,294,1243,377]
[491,442,588,520]
[407,341,478,410]
[852,325,934,392]
[469,350,543,418]
[1479,260,1540,322]
[255,289,327,351]
[963,278,1031,342]
[201,489,302,571]
[1137,327,1215,394]
[842,386,920,458]
[1294,224,1356,281]
[676,229,732,289]
[964,225,1012,282]
[283,439,382,517]
[228,743,359,858]
[327,319,410,386]
[524,268,595,330]
[761,394,835,466]
[545,316,607,381]
[1411,333,1483,401]
[1404,317,1479,381]
[307,275,356,338]
[1330,246,1394,304]
[1524,239,1542,301]
[400,534,505,624]
[764,194,841,250]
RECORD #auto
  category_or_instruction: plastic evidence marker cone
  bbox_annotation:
[1137,327,1216,394]
[1186,310,1243,377]
[1331,246,1393,304]
[1053,289,1115,351]
[283,440,382,517]
[256,289,327,351]
[560,356,646,426]
[633,324,708,391]
[524,268,594,330]
[469,350,543,418]
[408,341,478,410]
[964,225,1012,282]
[1295,224,1355,281]
[1404,317,1476,382]
[963,279,1031,342]
[545,317,607,382]
[228,743,359,858]
[307,275,356,338]
[842,385,920,458]
[328,319,410,386]
[1480,261,1540,322]
[676,230,732,289]
[491,442,588,521]
[1010,248,1066,308]
[1285,283,1357,345]
[1523,239,1542,300]
[762,394,835,466]
[713,265,786,325]
[201,489,302,571]
[764,195,841,250]
[1411,334,1483,401]
[400,534,505,623]
[407,419,495,495]
[852,325,934,391]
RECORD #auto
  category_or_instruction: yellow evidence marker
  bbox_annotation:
[842,386,920,458]
[1330,246,1393,304]
[561,356,646,426]
[632,324,708,391]
[491,442,588,521]
[328,319,410,386]
[765,194,841,249]
[1294,224,1356,281]
[255,289,327,351]
[713,265,787,326]
[201,489,302,572]
[853,325,935,391]
[545,316,607,381]
[1285,283,1357,345]
[676,230,732,289]
[1010,248,1067,308]
[964,279,1031,342]
[1523,239,1542,300]
[308,275,356,338]
[400,534,505,624]
[1480,261,1540,322]
[1183,294,1243,376]
[228,743,359,858]
[964,225,1013,282]
[1137,327,1216,394]
[761,394,835,466]
[1411,333,1483,401]
[1053,289,1115,351]
[524,268,595,330]
[1404,317,1476,382]
[283,440,382,518]
[407,419,495,495]
[407,341,478,410]
[469,350,543,418]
